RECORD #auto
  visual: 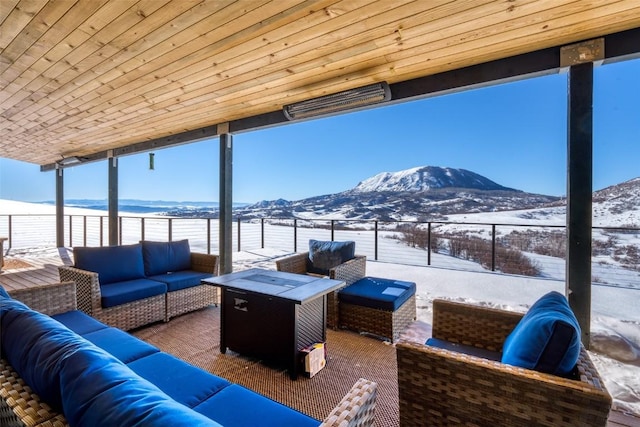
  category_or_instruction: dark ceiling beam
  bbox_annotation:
[40,27,640,172]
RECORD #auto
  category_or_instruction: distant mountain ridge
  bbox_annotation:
[234,166,560,221]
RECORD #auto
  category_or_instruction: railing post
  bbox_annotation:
[427,222,432,266]
[168,218,173,241]
[294,219,297,252]
[491,224,496,271]
[237,217,241,252]
[83,216,87,247]
[8,215,12,248]
[141,217,145,241]
[207,218,211,254]
[69,216,73,247]
[374,221,378,261]
[261,218,265,249]
[100,217,104,247]
[119,217,123,245]
[331,220,335,241]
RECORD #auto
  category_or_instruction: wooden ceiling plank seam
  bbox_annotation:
[79,0,555,119]
[65,0,392,122]
[0,0,113,110]
[25,0,318,132]
[1,0,178,123]
[58,10,640,144]
[11,7,640,149]
[0,0,49,51]
[0,0,110,86]
[0,1,140,107]
[0,0,22,28]
[48,0,426,127]
[75,0,535,123]
[0,0,76,81]
[193,0,638,107]
[377,2,640,79]
[7,0,271,129]
[52,0,314,124]
[69,0,286,113]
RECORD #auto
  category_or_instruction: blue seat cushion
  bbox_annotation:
[141,240,192,276]
[127,352,231,408]
[74,244,145,285]
[52,310,109,335]
[193,384,319,427]
[338,276,416,311]
[58,343,222,427]
[100,278,167,308]
[148,270,212,292]
[82,327,159,364]
[307,239,355,275]
[501,291,581,376]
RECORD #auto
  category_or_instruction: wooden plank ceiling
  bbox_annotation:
[1,0,640,166]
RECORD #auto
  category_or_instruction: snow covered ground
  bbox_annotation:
[1,198,639,416]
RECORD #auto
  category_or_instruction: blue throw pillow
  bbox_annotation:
[501,291,581,376]
[307,240,355,275]
[141,240,192,276]
[74,244,145,285]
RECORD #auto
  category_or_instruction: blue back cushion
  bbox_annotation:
[501,291,581,376]
[307,240,355,275]
[0,297,89,410]
[74,244,145,285]
[141,240,192,276]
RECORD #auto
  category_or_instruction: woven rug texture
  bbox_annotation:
[133,306,400,426]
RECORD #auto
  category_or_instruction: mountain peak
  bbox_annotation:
[352,166,515,193]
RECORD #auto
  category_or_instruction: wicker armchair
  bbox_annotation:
[276,252,366,329]
[396,299,612,427]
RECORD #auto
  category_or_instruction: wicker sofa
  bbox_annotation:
[59,240,218,330]
[396,298,612,426]
[275,240,366,329]
[1,282,377,427]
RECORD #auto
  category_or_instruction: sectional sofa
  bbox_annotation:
[58,240,218,330]
[0,282,377,427]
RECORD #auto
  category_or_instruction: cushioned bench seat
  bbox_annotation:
[338,276,417,342]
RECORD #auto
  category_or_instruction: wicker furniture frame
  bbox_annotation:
[276,253,366,329]
[396,299,612,427]
[339,294,416,342]
[1,283,378,427]
[58,252,219,330]
[165,252,219,320]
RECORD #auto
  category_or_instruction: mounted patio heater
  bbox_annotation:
[283,82,391,120]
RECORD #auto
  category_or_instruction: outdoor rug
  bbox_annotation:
[133,306,400,426]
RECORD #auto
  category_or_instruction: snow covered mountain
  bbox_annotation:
[352,166,516,193]
[234,166,560,221]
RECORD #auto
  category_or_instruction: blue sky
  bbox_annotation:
[1,58,638,204]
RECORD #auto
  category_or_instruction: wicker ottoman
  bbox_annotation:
[338,277,416,342]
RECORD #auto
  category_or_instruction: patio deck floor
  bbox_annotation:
[0,249,637,426]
